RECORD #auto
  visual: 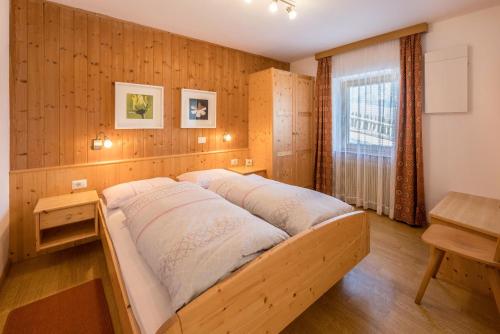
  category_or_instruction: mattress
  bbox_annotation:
[101,200,174,334]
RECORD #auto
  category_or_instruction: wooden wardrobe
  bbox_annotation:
[248,68,315,188]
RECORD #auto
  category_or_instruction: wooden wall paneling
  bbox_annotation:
[194,42,209,152]
[111,20,124,159]
[27,0,44,168]
[179,37,189,154]
[10,0,289,170]
[43,2,60,167]
[186,39,198,154]
[229,49,237,150]
[162,32,172,156]
[212,46,224,150]
[143,27,155,157]
[8,173,24,262]
[99,17,117,161]
[121,22,135,159]
[59,7,75,165]
[86,13,101,163]
[21,170,46,260]
[170,35,180,155]
[206,44,217,152]
[11,0,28,170]
[152,30,164,156]
[133,25,145,158]
[223,47,231,150]
[73,11,88,164]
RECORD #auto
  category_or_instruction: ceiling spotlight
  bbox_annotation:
[244,0,252,4]
[287,6,297,20]
[269,0,278,13]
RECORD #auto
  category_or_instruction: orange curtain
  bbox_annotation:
[394,34,426,226]
[313,57,333,195]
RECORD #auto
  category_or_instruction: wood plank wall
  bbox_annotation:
[10,0,289,170]
[9,148,249,262]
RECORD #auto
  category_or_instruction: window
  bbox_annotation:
[331,39,400,216]
[334,68,399,156]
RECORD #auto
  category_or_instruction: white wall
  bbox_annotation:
[423,5,500,209]
[291,5,500,211]
[1,0,10,273]
[290,56,317,77]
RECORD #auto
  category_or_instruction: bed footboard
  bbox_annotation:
[160,210,369,334]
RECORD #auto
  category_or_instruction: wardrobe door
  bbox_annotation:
[272,70,295,184]
[294,75,314,188]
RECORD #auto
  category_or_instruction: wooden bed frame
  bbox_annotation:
[99,207,369,334]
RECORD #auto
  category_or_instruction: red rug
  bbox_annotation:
[3,279,114,334]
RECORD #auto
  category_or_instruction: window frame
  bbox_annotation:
[337,72,398,157]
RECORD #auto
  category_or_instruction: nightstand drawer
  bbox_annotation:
[40,204,95,230]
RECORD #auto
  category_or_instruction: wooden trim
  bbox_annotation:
[99,205,141,334]
[314,23,428,60]
[10,148,248,174]
[101,209,369,333]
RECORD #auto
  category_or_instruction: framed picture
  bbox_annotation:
[181,89,217,128]
[115,82,164,129]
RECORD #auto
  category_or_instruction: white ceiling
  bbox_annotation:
[52,0,498,62]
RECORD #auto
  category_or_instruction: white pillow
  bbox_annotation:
[177,169,241,188]
[102,177,176,209]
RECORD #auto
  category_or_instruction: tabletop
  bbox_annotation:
[429,191,500,238]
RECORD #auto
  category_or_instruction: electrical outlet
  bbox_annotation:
[198,136,207,144]
[72,179,88,190]
[230,159,239,166]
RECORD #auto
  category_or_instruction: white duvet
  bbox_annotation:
[208,175,354,235]
[121,182,288,311]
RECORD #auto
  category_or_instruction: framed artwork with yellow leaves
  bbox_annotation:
[115,82,164,129]
[181,89,217,128]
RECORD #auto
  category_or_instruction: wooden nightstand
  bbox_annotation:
[34,190,100,252]
[228,166,267,178]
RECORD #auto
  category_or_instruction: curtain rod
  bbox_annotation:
[314,23,428,60]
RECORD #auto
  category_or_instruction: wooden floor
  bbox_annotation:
[1,212,499,333]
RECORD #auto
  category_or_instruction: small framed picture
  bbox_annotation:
[115,82,164,129]
[181,89,217,128]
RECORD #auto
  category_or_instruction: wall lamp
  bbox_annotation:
[92,131,113,150]
[223,133,233,142]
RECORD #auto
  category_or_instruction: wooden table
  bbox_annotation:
[429,191,500,295]
[227,166,267,177]
[34,191,100,253]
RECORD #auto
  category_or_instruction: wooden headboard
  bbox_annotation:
[9,148,248,262]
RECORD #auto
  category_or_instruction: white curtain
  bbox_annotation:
[332,40,400,217]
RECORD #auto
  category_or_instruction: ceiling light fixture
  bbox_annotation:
[287,6,297,20]
[246,0,298,19]
[269,0,279,13]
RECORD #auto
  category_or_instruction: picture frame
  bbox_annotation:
[115,82,164,129]
[181,89,217,128]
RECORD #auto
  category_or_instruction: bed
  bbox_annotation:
[99,175,370,334]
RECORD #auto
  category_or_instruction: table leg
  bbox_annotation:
[415,247,445,305]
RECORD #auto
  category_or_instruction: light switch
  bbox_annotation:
[198,136,207,144]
